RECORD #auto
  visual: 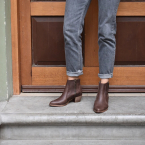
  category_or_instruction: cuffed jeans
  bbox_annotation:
[63,0,120,79]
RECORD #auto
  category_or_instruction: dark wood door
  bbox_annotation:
[19,0,145,92]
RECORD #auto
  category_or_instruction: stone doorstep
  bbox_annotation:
[0,95,145,140]
[1,95,145,125]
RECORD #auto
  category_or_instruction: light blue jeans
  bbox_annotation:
[63,0,120,79]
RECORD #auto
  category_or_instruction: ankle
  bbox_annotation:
[100,79,109,84]
[68,76,79,80]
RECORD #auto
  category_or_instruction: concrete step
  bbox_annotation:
[0,95,145,140]
[1,140,145,145]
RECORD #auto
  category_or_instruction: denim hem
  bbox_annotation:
[98,73,113,79]
[67,70,83,77]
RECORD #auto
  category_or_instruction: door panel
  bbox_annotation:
[32,17,65,65]
[20,0,145,92]
[115,17,145,65]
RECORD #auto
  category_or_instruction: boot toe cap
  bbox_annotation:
[49,100,59,106]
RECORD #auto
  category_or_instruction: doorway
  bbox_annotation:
[14,0,145,93]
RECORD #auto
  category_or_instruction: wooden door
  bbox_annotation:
[19,0,145,93]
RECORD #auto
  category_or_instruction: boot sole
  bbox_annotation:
[49,95,82,107]
[93,107,108,113]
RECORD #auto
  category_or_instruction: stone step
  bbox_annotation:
[1,140,145,145]
[0,95,145,140]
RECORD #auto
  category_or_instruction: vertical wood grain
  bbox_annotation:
[84,0,99,67]
[11,0,21,94]
[19,0,32,85]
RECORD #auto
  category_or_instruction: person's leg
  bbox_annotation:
[63,0,92,80]
[93,0,120,113]
[98,0,120,82]
[49,0,92,107]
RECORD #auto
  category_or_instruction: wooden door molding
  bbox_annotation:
[117,2,145,16]
[31,2,66,16]
[11,0,21,95]
[19,0,32,85]
[30,2,145,17]
[84,0,99,67]
[32,67,145,86]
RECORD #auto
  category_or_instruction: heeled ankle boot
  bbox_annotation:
[49,79,82,107]
[93,81,109,113]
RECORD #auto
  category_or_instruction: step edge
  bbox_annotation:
[1,113,145,125]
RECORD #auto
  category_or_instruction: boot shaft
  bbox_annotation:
[66,79,82,96]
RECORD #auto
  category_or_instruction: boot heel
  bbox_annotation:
[74,95,82,102]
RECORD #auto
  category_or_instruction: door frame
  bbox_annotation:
[11,0,145,95]
[11,0,21,95]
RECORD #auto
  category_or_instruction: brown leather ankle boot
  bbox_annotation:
[49,79,82,107]
[93,81,109,113]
